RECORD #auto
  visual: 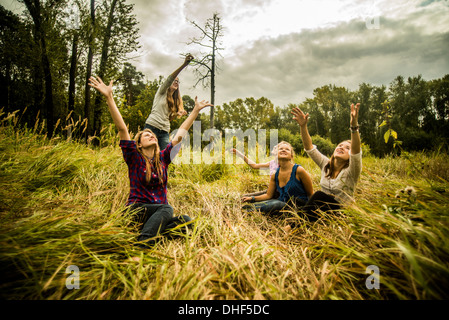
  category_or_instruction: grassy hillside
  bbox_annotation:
[1,113,449,300]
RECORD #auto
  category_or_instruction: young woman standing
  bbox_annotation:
[144,55,194,150]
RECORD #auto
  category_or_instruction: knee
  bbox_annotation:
[159,204,174,215]
[179,215,192,223]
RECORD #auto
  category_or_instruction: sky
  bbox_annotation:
[2,0,449,107]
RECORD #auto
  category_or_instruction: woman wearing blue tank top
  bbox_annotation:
[242,141,313,215]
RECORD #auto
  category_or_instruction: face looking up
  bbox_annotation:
[277,143,293,160]
[170,77,180,91]
[138,131,158,149]
[333,141,351,161]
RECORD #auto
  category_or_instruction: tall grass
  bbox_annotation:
[0,110,448,300]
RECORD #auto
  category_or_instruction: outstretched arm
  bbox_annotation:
[292,107,313,151]
[171,97,213,147]
[230,148,270,169]
[350,103,361,155]
[157,55,195,98]
[89,76,130,141]
[170,54,194,80]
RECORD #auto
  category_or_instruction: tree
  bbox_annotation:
[82,0,139,142]
[186,13,224,129]
[118,62,145,107]
[92,0,118,139]
[83,0,95,139]
[22,0,56,137]
[0,5,35,117]
[121,77,161,135]
[67,1,81,116]
[428,75,449,141]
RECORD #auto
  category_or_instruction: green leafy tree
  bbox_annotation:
[121,77,161,135]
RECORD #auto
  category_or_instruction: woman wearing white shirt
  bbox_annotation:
[144,55,193,150]
[291,103,362,221]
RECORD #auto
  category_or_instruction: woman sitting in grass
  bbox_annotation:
[231,144,280,198]
[89,76,212,248]
[241,141,314,215]
[291,103,362,222]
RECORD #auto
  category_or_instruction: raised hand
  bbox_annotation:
[230,148,244,157]
[291,107,309,127]
[89,76,113,97]
[193,96,213,112]
[350,103,360,127]
[184,54,194,65]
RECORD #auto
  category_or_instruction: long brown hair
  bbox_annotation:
[324,140,351,178]
[166,87,184,121]
[134,129,164,185]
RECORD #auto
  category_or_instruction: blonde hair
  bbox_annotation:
[277,141,295,163]
[134,129,164,185]
[167,87,184,121]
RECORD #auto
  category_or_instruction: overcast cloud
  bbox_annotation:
[128,0,449,107]
[2,0,448,107]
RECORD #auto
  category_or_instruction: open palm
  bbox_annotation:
[291,107,309,127]
[88,76,113,97]
[194,96,213,112]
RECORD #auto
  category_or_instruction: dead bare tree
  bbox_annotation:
[186,13,224,129]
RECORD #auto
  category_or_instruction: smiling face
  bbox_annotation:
[277,142,294,161]
[333,140,351,161]
[137,130,158,149]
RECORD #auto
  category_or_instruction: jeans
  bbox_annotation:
[144,123,170,151]
[300,191,341,222]
[129,203,192,247]
[243,197,305,215]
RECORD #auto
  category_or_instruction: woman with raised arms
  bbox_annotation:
[292,103,362,222]
[241,141,313,215]
[144,54,194,150]
[89,75,212,248]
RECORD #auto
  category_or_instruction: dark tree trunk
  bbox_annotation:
[68,31,79,115]
[84,0,95,140]
[24,0,55,137]
[93,0,118,142]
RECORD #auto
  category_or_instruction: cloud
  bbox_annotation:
[215,4,449,106]
[128,0,449,108]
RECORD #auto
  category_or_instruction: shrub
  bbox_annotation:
[310,135,336,157]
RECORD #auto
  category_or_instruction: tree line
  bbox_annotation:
[1,0,139,142]
[1,2,448,157]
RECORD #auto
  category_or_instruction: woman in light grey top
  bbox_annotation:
[291,103,362,221]
[144,55,193,150]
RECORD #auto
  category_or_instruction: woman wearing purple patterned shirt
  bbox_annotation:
[89,76,212,248]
